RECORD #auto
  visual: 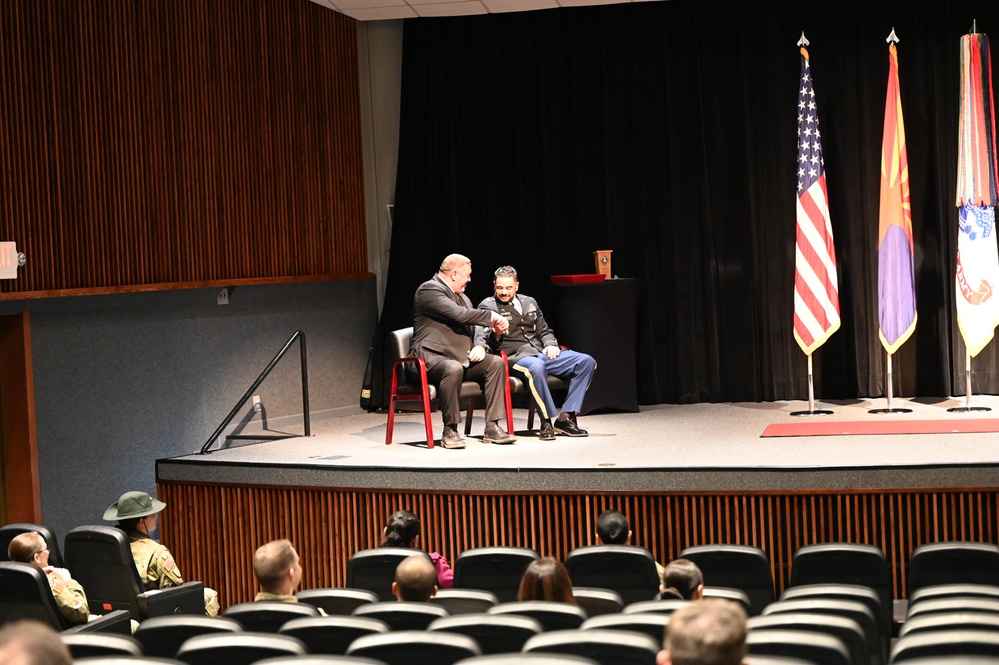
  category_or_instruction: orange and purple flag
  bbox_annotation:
[878,42,917,354]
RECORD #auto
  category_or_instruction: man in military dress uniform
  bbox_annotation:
[476,265,596,441]
[104,490,220,616]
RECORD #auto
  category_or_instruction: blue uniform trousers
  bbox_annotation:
[512,350,596,420]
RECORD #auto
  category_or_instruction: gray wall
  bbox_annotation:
[2,278,377,540]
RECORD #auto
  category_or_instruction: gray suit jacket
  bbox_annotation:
[412,274,495,369]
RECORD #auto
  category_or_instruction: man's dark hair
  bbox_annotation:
[381,510,420,548]
[661,558,704,600]
[596,509,630,544]
[664,599,748,665]
[494,266,518,280]
[394,555,437,602]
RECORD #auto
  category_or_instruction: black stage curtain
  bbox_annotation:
[374,0,999,407]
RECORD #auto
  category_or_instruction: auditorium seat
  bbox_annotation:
[899,612,999,639]
[623,599,690,615]
[746,629,849,665]
[72,658,187,665]
[346,630,481,665]
[222,601,320,632]
[295,588,380,616]
[908,583,999,606]
[278,616,389,655]
[250,658,387,665]
[61,633,144,659]
[907,542,999,595]
[346,548,429,601]
[0,561,132,634]
[701,587,753,617]
[352,601,449,630]
[763,597,881,665]
[0,522,65,566]
[743,658,816,665]
[453,547,540,602]
[571,587,624,617]
[747,613,867,665]
[134,615,242,658]
[64,526,205,621]
[452,656,599,665]
[905,597,999,621]
[431,588,500,615]
[523,628,660,665]
[890,629,999,662]
[175,632,306,665]
[487,601,587,632]
[779,584,887,661]
[580,612,671,642]
[428,613,543,654]
[564,545,659,606]
[679,544,774,615]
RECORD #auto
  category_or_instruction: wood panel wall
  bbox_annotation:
[158,483,999,610]
[0,0,366,298]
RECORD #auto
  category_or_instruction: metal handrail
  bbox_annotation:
[199,330,311,454]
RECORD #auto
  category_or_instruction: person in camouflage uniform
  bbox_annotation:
[103,490,220,616]
[252,539,303,602]
[7,531,90,625]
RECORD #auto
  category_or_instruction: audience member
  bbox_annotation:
[392,554,438,602]
[380,509,453,588]
[596,509,666,582]
[656,599,748,665]
[517,557,576,603]
[475,265,596,440]
[0,620,71,665]
[253,539,303,601]
[411,253,516,448]
[7,532,89,625]
[104,490,220,615]
[660,559,704,601]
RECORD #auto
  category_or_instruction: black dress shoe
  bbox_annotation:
[554,418,587,437]
[538,421,556,441]
[440,426,466,449]
[483,422,517,444]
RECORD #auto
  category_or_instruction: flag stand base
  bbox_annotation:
[868,351,911,414]
[792,355,835,416]
[948,406,991,412]
[790,408,833,416]
[948,353,991,412]
[868,407,913,414]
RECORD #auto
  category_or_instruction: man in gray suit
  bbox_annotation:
[412,253,517,448]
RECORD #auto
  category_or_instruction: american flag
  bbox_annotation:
[793,47,841,355]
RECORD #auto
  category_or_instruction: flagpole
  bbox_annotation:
[948,350,992,412]
[870,351,912,414]
[792,353,833,416]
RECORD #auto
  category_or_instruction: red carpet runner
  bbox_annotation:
[762,419,999,437]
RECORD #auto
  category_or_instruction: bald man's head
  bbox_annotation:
[392,555,438,602]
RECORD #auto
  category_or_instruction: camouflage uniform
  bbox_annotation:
[128,531,220,616]
[254,591,326,615]
[45,568,89,625]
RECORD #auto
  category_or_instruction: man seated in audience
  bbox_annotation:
[596,509,665,582]
[253,539,304,602]
[8,531,89,625]
[392,554,438,602]
[0,620,72,665]
[656,599,748,665]
[104,490,220,616]
[660,559,704,600]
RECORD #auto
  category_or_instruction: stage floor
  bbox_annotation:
[156,397,999,493]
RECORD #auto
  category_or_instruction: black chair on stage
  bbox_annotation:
[278,616,389,655]
[907,542,999,595]
[64,526,204,621]
[581,613,671,642]
[134,615,242,658]
[175,633,306,665]
[453,547,540,603]
[0,561,132,634]
[61,634,144,659]
[431,588,500,615]
[564,545,660,606]
[295,588,380,616]
[748,614,868,665]
[0,522,65,566]
[347,630,481,665]
[571,587,624,618]
[345,547,428,601]
[746,630,849,665]
[488,601,587,632]
[352,601,449,631]
[679,544,774,615]
[222,601,319,632]
[428,613,543,655]
[523,629,661,665]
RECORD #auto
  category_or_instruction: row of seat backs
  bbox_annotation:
[0,523,205,624]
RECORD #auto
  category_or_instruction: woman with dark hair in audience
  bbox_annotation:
[659,558,704,600]
[379,509,453,588]
[518,557,577,603]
